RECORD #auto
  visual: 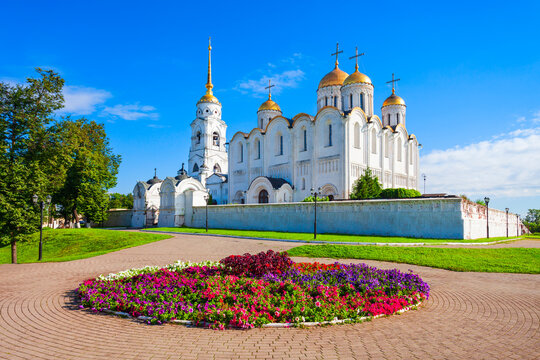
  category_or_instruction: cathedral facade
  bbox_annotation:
[227,47,420,204]
[132,41,421,226]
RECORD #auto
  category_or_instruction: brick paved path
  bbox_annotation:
[0,233,538,360]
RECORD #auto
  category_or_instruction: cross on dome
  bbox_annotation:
[265,79,275,100]
[386,73,401,95]
[331,42,343,67]
[349,46,365,71]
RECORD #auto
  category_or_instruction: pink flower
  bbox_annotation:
[315,301,321,307]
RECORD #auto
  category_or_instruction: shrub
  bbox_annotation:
[350,167,382,199]
[220,250,294,277]
[302,195,329,202]
[379,188,421,199]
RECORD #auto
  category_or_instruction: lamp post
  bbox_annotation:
[421,174,427,194]
[517,215,520,237]
[505,208,509,238]
[484,197,490,239]
[204,192,209,232]
[310,187,321,239]
[144,200,148,228]
[33,194,51,261]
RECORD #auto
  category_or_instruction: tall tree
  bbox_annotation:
[51,118,121,225]
[350,167,383,199]
[0,69,64,263]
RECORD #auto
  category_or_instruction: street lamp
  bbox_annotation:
[33,194,51,261]
[310,187,321,240]
[484,197,490,239]
[421,174,427,194]
[505,208,509,238]
[204,191,209,232]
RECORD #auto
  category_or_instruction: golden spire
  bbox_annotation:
[331,42,343,68]
[206,37,213,95]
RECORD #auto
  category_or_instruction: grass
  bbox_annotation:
[152,227,523,244]
[287,245,540,274]
[0,229,172,264]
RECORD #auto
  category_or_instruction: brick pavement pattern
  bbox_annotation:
[0,233,539,360]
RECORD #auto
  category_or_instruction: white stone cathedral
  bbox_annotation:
[132,41,420,226]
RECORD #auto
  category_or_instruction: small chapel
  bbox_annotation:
[132,40,420,226]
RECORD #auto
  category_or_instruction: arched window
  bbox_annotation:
[212,132,219,146]
[371,129,377,154]
[349,94,353,108]
[354,123,360,148]
[258,189,269,204]
[396,113,401,124]
[277,134,283,155]
[397,138,402,161]
[302,128,307,151]
[259,118,263,129]
[328,124,333,146]
[333,97,337,107]
[193,163,199,173]
[254,139,261,159]
[302,178,306,190]
[360,93,365,111]
[239,143,244,163]
[325,97,328,106]
[388,114,391,125]
[213,163,221,173]
[196,131,201,144]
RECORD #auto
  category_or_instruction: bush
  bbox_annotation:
[220,250,294,277]
[380,188,422,199]
[350,167,382,199]
[302,195,329,202]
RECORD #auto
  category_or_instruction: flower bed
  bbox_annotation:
[78,250,429,329]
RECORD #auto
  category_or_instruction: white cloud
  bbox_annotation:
[533,111,540,123]
[235,69,305,97]
[60,86,112,115]
[101,103,159,121]
[421,126,540,198]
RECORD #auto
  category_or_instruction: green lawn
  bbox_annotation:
[287,245,540,274]
[152,227,522,244]
[0,229,172,264]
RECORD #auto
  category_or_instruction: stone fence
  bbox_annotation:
[188,197,523,240]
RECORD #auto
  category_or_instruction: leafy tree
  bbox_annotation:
[51,118,121,226]
[475,199,486,206]
[380,188,421,199]
[108,193,134,209]
[350,167,382,199]
[524,209,540,233]
[0,69,64,263]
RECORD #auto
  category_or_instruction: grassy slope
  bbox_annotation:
[0,229,171,264]
[153,227,521,244]
[287,245,540,274]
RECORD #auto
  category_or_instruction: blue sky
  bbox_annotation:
[2,0,539,215]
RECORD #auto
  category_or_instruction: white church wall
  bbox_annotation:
[186,197,521,239]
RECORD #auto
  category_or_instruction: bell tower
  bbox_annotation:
[188,38,228,180]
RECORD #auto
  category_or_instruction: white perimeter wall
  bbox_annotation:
[187,198,522,240]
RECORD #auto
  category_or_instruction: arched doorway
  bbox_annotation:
[258,189,269,204]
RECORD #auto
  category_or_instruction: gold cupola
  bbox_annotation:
[343,46,371,86]
[318,43,349,89]
[382,73,406,107]
[318,65,349,89]
[258,80,281,112]
[197,37,221,105]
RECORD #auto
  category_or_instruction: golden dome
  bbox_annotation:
[258,99,281,112]
[343,69,371,86]
[318,65,349,89]
[197,93,220,105]
[382,91,406,107]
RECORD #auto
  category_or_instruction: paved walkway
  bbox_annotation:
[0,233,538,360]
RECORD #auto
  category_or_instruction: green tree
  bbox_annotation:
[0,69,64,263]
[51,118,121,226]
[350,167,382,199]
[301,195,329,202]
[108,193,133,209]
[524,209,540,233]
